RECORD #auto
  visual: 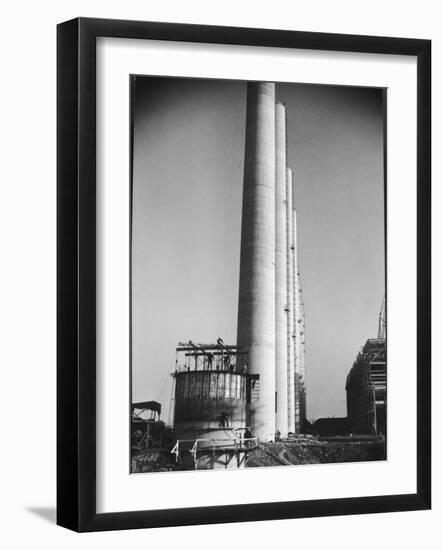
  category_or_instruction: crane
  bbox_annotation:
[378,296,386,339]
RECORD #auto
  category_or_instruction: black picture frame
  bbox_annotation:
[57,17,431,532]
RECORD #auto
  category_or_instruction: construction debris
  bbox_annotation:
[246,437,386,468]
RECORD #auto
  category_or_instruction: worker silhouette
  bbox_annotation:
[219,411,229,428]
[244,427,252,448]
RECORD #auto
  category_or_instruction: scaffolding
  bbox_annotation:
[346,338,387,435]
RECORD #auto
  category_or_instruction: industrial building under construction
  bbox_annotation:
[131,82,308,471]
[130,81,386,473]
[346,300,387,436]
[311,299,386,441]
[167,82,308,467]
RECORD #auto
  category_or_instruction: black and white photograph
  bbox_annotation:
[0,0,434,542]
[130,76,387,473]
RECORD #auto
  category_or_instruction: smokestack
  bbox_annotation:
[295,259,306,432]
[275,103,288,437]
[237,82,276,442]
[286,167,295,434]
[298,284,306,430]
[293,199,301,433]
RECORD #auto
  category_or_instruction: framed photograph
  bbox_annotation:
[57,17,431,532]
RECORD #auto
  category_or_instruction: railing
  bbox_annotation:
[171,437,258,462]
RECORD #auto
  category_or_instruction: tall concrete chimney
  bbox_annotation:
[292,170,303,433]
[293,201,301,433]
[286,167,296,434]
[237,82,276,442]
[294,251,306,433]
[275,103,288,437]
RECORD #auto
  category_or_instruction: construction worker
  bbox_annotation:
[219,411,229,428]
[244,427,252,447]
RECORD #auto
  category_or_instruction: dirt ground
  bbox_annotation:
[131,436,386,472]
[246,438,386,468]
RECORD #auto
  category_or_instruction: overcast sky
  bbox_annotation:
[131,76,385,422]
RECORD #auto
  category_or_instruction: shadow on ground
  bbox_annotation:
[26,507,56,524]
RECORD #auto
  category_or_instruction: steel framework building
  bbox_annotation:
[346,338,386,435]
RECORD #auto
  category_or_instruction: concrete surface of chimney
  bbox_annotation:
[286,167,296,434]
[292,195,301,433]
[237,82,276,442]
[275,103,288,437]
